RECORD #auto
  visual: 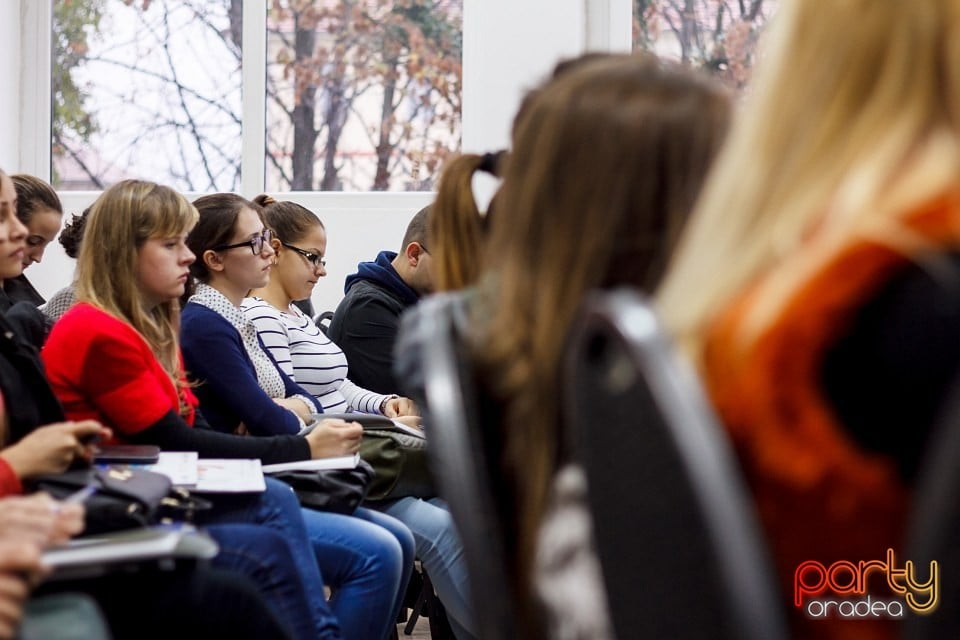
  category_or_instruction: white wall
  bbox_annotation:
[0,2,21,171]
[12,0,631,314]
[32,192,434,315]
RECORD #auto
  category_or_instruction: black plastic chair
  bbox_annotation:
[397,293,518,640]
[902,381,960,640]
[313,310,334,336]
[563,288,788,640]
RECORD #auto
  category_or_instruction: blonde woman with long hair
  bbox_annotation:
[656,1,960,638]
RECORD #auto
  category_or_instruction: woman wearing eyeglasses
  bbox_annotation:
[242,195,419,418]
[180,194,320,434]
[242,194,477,639]
[180,193,415,640]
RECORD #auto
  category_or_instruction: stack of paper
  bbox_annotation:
[144,451,199,485]
[263,453,360,473]
[301,413,427,439]
[143,452,265,493]
[196,459,266,493]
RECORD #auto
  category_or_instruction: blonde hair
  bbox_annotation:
[76,180,198,399]
[657,0,960,358]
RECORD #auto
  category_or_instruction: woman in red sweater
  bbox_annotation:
[0,170,300,639]
[42,179,407,640]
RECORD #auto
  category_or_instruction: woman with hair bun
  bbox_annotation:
[246,193,477,639]
[180,191,415,640]
[3,174,62,307]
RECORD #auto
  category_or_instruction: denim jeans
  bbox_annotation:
[198,478,342,639]
[206,523,320,640]
[201,478,414,640]
[303,505,415,640]
[376,497,477,640]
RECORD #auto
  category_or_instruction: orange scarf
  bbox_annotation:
[703,193,960,640]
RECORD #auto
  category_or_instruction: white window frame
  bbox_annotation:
[14,0,629,311]
[20,0,630,192]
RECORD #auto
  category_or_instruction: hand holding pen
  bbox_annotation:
[0,493,84,549]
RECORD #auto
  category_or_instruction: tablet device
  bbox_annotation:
[92,444,161,465]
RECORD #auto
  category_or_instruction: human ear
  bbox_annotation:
[203,249,225,273]
[406,242,424,265]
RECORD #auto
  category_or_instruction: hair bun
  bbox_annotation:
[478,151,506,176]
[254,194,277,206]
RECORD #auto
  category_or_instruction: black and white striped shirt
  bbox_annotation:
[242,297,390,414]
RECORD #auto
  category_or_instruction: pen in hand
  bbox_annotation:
[62,484,98,505]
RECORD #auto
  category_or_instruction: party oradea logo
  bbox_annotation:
[794,549,938,619]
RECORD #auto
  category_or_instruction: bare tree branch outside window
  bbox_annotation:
[53,0,243,191]
[52,0,463,193]
[266,0,463,192]
[633,0,777,91]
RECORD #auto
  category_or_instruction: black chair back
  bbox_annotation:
[399,293,518,640]
[313,310,334,335]
[902,382,960,639]
[563,288,787,640]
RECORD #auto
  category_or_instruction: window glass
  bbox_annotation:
[632,0,777,91]
[52,0,243,191]
[265,1,463,192]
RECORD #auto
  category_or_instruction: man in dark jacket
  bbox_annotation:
[329,206,434,394]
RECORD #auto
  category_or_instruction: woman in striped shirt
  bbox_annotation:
[245,195,477,640]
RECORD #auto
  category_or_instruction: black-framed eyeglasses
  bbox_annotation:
[212,228,275,255]
[282,242,326,268]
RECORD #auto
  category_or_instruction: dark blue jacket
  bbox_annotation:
[329,251,420,394]
[181,302,318,436]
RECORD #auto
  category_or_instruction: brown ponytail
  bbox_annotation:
[429,151,505,292]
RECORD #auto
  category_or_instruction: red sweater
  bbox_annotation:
[703,194,960,640]
[42,303,198,437]
[0,394,23,496]
[0,460,22,496]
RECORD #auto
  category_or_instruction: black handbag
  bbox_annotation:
[269,459,376,514]
[29,467,211,535]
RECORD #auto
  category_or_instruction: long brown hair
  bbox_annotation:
[76,180,198,400]
[474,53,730,626]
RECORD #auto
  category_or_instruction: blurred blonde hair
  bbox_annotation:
[657,0,960,358]
[77,179,198,393]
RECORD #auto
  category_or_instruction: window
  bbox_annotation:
[265,1,462,191]
[52,0,244,191]
[632,0,777,90]
[51,0,463,193]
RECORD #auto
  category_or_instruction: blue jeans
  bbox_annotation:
[376,497,477,640]
[205,523,319,640]
[202,478,413,640]
[198,478,342,639]
[303,505,415,640]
